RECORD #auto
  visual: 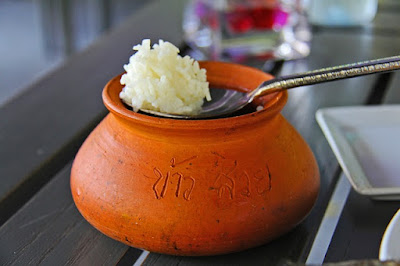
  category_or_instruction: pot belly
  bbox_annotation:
[71,114,319,256]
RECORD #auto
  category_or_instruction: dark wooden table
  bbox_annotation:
[1,0,400,265]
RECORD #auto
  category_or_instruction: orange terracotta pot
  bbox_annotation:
[70,61,320,256]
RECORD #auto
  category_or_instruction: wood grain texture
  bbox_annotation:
[383,72,400,103]
[0,0,186,225]
[324,191,399,262]
[1,0,399,265]
[0,162,131,266]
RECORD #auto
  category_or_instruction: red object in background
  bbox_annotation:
[226,3,289,33]
[252,7,276,29]
[227,9,254,33]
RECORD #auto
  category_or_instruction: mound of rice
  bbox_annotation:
[120,39,211,115]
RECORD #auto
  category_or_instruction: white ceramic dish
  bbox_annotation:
[316,105,400,200]
[380,209,400,261]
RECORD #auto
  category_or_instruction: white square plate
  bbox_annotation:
[316,105,400,200]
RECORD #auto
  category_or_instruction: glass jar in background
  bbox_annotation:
[307,0,378,27]
[183,0,311,62]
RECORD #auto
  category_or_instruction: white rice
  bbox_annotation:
[120,39,211,115]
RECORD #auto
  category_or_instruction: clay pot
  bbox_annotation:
[70,61,320,256]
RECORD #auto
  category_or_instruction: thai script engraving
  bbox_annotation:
[253,163,272,195]
[170,156,198,168]
[211,160,271,200]
[151,157,196,201]
[213,173,235,199]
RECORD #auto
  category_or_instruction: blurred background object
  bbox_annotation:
[0,0,147,107]
[307,0,378,26]
[183,0,311,62]
[0,0,381,107]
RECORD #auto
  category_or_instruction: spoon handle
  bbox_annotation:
[252,55,400,98]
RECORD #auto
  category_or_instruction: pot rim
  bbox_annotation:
[102,61,288,130]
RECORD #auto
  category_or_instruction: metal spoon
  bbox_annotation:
[129,55,400,119]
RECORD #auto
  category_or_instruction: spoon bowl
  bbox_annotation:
[139,88,250,119]
[125,55,400,119]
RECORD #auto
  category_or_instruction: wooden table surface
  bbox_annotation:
[1,0,399,265]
